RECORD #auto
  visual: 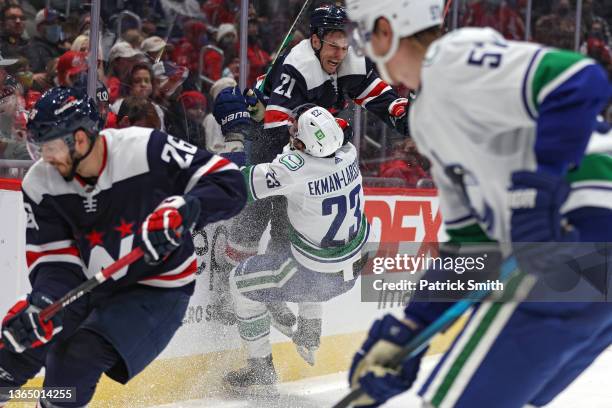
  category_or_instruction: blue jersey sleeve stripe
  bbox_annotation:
[521,47,544,121]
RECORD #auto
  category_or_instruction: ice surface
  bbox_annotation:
[154,347,612,407]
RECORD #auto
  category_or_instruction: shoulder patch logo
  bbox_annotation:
[335,156,343,164]
[280,153,304,171]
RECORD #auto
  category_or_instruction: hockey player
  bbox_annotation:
[225,3,409,276]
[0,87,246,407]
[221,101,370,393]
[344,1,612,407]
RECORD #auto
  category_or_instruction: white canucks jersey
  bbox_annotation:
[409,27,603,243]
[242,143,369,273]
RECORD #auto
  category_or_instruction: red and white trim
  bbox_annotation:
[354,78,392,107]
[263,105,293,129]
[225,240,258,266]
[26,240,84,272]
[185,155,238,193]
[140,254,197,288]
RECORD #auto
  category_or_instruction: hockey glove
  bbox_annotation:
[1,293,63,353]
[335,117,353,145]
[141,195,202,265]
[243,88,268,123]
[509,170,579,275]
[213,86,252,135]
[388,98,409,136]
[349,314,424,407]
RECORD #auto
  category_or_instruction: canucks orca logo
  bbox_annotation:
[280,153,304,171]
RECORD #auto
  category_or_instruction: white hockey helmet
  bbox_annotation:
[345,0,444,82]
[290,105,343,158]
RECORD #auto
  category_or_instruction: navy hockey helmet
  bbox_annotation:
[27,86,100,144]
[27,87,100,177]
[309,4,348,39]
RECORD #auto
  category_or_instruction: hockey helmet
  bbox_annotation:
[27,86,100,160]
[310,4,348,39]
[345,0,444,82]
[290,104,343,158]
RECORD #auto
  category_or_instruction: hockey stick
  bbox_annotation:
[0,247,144,350]
[257,0,314,92]
[332,256,520,408]
[442,0,454,25]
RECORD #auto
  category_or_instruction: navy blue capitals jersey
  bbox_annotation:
[21,127,246,300]
[263,39,401,130]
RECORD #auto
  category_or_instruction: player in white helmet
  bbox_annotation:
[345,0,611,407]
[222,102,369,394]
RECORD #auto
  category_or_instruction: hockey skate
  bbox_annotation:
[292,316,322,366]
[223,355,278,396]
[267,301,297,337]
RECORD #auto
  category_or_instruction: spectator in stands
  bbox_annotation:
[165,90,207,147]
[172,19,208,75]
[0,4,28,59]
[221,56,240,81]
[462,0,525,40]
[378,139,431,188]
[153,60,188,101]
[26,7,65,75]
[122,27,145,51]
[202,23,237,83]
[202,0,240,26]
[582,0,612,46]
[0,74,28,160]
[141,36,168,64]
[535,0,577,50]
[246,18,271,87]
[106,41,145,103]
[56,50,87,87]
[116,95,162,129]
[71,34,90,53]
[112,61,165,130]
[5,56,33,97]
[585,20,612,78]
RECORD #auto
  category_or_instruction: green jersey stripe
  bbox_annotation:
[430,271,526,406]
[531,50,591,111]
[566,153,612,183]
[289,216,368,260]
[240,165,256,203]
[446,223,496,244]
[235,260,297,290]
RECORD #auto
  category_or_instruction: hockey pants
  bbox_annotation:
[229,251,363,358]
[419,273,612,408]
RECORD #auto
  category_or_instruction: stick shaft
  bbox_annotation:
[258,0,313,91]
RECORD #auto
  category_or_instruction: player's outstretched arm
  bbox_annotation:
[346,59,410,136]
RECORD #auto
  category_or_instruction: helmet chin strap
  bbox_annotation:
[64,131,97,182]
[368,27,400,85]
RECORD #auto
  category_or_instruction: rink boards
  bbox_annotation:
[0,185,460,407]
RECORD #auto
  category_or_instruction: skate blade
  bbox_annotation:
[271,319,295,338]
[225,383,280,397]
[295,345,317,366]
